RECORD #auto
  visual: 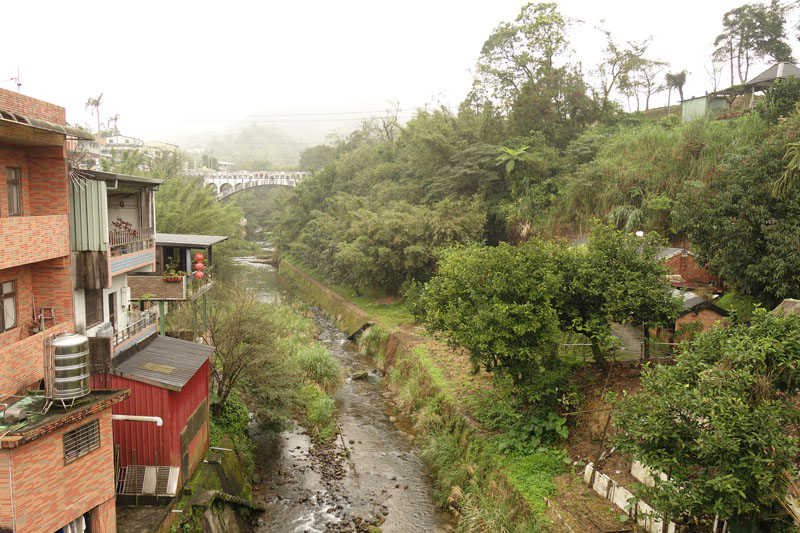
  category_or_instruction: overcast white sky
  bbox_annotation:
[4,0,798,148]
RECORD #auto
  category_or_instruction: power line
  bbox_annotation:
[184,109,407,118]
[177,115,416,124]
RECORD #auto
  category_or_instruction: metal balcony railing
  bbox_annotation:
[113,311,157,346]
[109,227,154,257]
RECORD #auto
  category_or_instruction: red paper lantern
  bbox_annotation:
[194,253,204,262]
[194,271,205,279]
[194,262,205,271]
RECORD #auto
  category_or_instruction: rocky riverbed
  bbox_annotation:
[240,257,452,532]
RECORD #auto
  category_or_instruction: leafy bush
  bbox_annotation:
[758,76,800,123]
[209,392,254,473]
[295,344,342,394]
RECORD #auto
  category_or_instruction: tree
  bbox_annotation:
[420,242,563,404]
[470,2,571,110]
[84,93,104,134]
[636,59,668,111]
[665,70,687,113]
[713,1,794,86]
[155,175,243,250]
[615,309,800,526]
[548,224,682,364]
[204,285,303,418]
[593,30,647,113]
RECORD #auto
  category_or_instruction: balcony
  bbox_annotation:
[108,227,156,277]
[110,227,154,257]
[128,273,187,301]
[113,310,158,356]
[0,215,70,269]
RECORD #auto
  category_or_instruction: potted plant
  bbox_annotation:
[162,258,185,282]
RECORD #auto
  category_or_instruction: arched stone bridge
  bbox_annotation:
[190,171,310,199]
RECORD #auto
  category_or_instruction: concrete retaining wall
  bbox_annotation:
[278,260,372,337]
[584,463,676,533]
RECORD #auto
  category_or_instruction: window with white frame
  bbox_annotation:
[1,281,16,332]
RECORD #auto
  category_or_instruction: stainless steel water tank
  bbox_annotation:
[47,332,91,400]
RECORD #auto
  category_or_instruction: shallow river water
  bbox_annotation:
[236,257,453,532]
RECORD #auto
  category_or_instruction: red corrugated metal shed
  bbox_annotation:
[91,339,211,483]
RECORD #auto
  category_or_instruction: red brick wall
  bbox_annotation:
[128,274,186,300]
[0,89,66,124]
[664,254,720,287]
[676,308,727,333]
[91,497,116,532]
[0,449,10,527]
[0,320,73,395]
[30,260,74,326]
[7,411,117,533]
[24,144,68,216]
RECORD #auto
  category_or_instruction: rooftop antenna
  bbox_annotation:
[1,66,22,92]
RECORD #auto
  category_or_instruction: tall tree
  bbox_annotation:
[469,2,571,110]
[593,30,647,113]
[665,70,687,113]
[713,1,794,86]
[84,93,104,134]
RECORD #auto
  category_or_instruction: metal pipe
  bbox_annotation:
[112,415,163,426]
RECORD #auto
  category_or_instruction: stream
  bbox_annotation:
[235,257,453,533]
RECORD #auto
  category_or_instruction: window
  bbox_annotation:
[1,281,16,332]
[85,289,103,328]
[63,419,100,464]
[6,167,21,216]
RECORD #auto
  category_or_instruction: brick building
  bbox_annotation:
[0,89,126,532]
[659,248,723,291]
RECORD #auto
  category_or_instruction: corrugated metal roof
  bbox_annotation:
[657,247,692,260]
[114,336,214,391]
[0,109,94,140]
[156,233,229,247]
[81,168,163,186]
[746,62,800,87]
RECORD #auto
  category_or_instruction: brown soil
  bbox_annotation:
[564,362,641,482]
[549,474,641,532]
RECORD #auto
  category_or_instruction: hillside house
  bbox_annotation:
[0,88,125,532]
[658,248,722,292]
[67,168,215,498]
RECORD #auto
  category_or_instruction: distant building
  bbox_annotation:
[658,247,723,292]
[681,94,727,121]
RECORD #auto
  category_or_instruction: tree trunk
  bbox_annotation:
[666,89,671,116]
[591,341,606,366]
[643,323,650,360]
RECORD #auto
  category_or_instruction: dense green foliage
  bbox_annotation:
[615,309,800,526]
[676,113,800,307]
[420,225,680,403]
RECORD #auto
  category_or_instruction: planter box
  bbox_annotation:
[128,273,187,300]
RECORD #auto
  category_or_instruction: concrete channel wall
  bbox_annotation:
[278,260,372,337]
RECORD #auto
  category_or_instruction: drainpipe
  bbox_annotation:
[112,415,163,426]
